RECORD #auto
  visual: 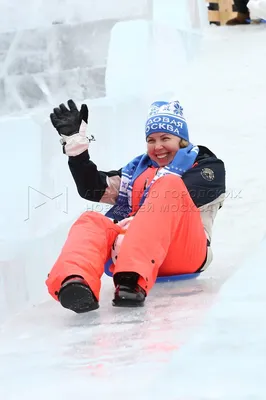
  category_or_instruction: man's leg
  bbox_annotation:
[234,0,249,13]
[226,0,250,25]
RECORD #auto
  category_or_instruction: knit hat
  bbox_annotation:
[145,100,189,141]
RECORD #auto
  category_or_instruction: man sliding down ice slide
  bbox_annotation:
[45,99,226,313]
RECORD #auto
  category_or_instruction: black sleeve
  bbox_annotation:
[181,157,226,207]
[68,150,122,202]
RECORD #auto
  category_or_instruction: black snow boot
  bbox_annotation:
[226,11,250,25]
[112,272,146,307]
[58,276,99,313]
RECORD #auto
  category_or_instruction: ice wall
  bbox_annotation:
[0,0,153,116]
[0,0,152,32]
[0,0,207,116]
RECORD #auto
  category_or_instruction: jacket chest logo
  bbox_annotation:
[201,167,215,181]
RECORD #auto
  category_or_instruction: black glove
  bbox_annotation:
[50,99,89,136]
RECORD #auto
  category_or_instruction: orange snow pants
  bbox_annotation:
[46,175,207,301]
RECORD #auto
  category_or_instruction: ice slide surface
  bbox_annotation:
[1,2,266,399]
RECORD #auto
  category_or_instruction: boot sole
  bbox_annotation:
[58,283,99,314]
[112,298,144,307]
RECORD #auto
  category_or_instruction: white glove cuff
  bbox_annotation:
[60,121,89,156]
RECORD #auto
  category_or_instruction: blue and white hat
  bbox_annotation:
[145,100,189,141]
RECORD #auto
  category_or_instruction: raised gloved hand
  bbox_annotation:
[50,99,90,156]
